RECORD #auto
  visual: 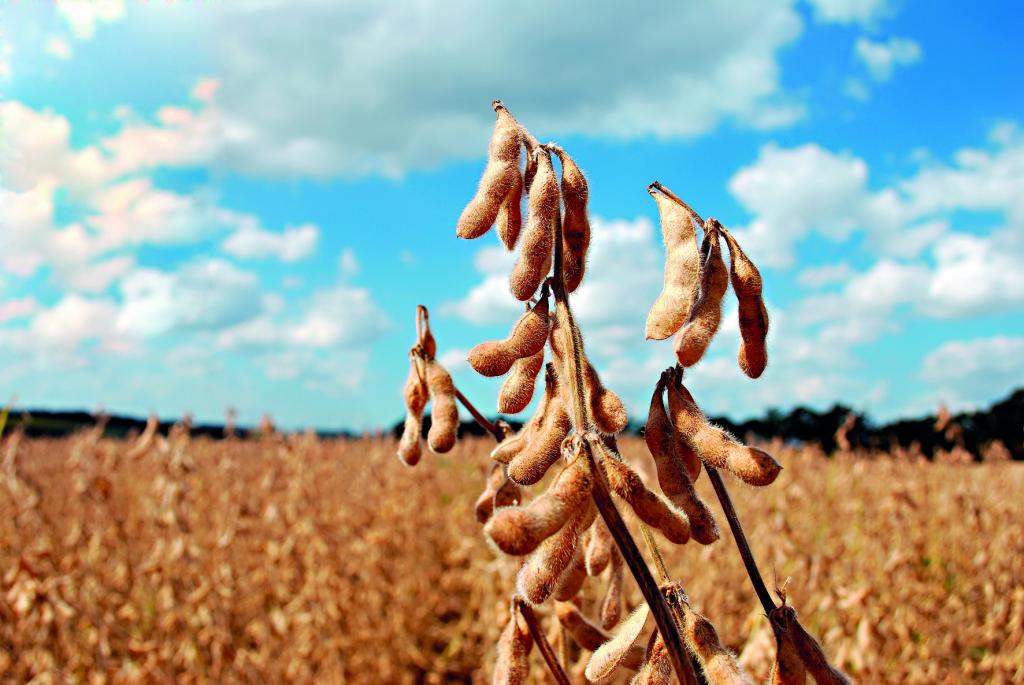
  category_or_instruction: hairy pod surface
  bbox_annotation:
[630,632,672,685]
[517,500,596,606]
[493,606,533,685]
[507,393,570,485]
[552,145,591,294]
[497,349,545,414]
[475,464,521,524]
[601,546,625,630]
[721,227,769,378]
[397,361,429,466]
[555,602,646,671]
[554,545,587,601]
[586,603,650,684]
[669,375,782,487]
[645,185,701,341]
[457,105,522,241]
[496,170,523,250]
[585,519,614,576]
[600,448,691,544]
[645,381,719,544]
[769,606,808,685]
[485,458,592,555]
[468,291,549,377]
[425,359,459,454]
[775,606,853,685]
[675,219,729,367]
[684,608,753,685]
[510,149,558,301]
[492,364,557,464]
[549,313,626,433]
[663,378,703,481]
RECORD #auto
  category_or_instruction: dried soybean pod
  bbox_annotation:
[425,359,459,454]
[776,606,852,685]
[675,219,729,367]
[663,376,702,481]
[683,607,753,685]
[517,500,596,606]
[475,464,521,524]
[468,285,549,377]
[720,226,769,379]
[601,454,691,545]
[485,458,592,556]
[497,170,524,250]
[556,603,647,671]
[507,395,570,485]
[549,312,627,433]
[645,183,701,340]
[397,360,429,466]
[510,148,558,301]
[631,632,672,685]
[585,519,614,576]
[493,605,533,685]
[768,606,807,685]
[600,547,624,630]
[669,374,782,487]
[497,349,544,414]
[645,378,719,544]
[551,144,591,293]
[493,361,556,465]
[457,103,522,241]
[554,544,587,601]
[585,603,650,684]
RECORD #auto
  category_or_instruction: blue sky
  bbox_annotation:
[1,0,1022,431]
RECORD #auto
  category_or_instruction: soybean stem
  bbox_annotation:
[705,465,777,614]
[454,388,505,442]
[514,598,572,685]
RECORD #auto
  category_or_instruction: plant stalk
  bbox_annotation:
[454,388,506,442]
[514,597,572,685]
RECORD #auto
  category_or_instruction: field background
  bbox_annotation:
[2,433,1022,684]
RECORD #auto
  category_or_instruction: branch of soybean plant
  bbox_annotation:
[454,388,506,443]
[583,436,695,683]
[705,465,777,615]
[514,597,572,685]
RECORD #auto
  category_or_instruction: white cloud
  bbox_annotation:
[222,222,319,262]
[0,297,37,324]
[57,0,126,40]
[921,336,1024,411]
[339,248,360,276]
[117,259,264,338]
[803,0,893,25]
[855,36,922,82]
[207,1,805,177]
[45,35,73,60]
[29,294,119,350]
[796,261,853,287]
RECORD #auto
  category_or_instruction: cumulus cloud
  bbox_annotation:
[921,336,1024,411]
[222,222,319,262]
[56,0,126,40]
[206,0,805,178]
[803,0,893,25]
[855,36,922,82]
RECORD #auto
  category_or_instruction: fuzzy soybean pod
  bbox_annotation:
[600,546,624,630]
[553,544,587,601]
[675,219,729,367]
[645,184,701,341]
[496,170,524,250]
[548,315,629,434]
[631,632,672,685]
[468,287,549,377]
[773,606,852,685]
[507,389,570,485]
[425,359,459,454]
[485,457,592,555]
[585,603,650,684]
[663,377,702,481]
[517,500,596,606]
[497,349,545,414]
[551,144,591,293]
[510,148,558,301]
[397,361,429,466]
[585,519,614,576]
[683,607,753,685]
[555,602,647,671]
[669,375,782,487]
[645,380,719,544]
[493,605,533,685]
[475,463,522,524]
[720,227,769,379]
[492,366,555,465]
[768,606,807,685]
[594,437,691,544]
[457,103,522,241]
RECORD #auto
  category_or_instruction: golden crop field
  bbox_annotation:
[1,431,1021,684]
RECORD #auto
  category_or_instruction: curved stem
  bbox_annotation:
[455,388,505,442]
[705,465,777,615]
[515,598,572,685]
